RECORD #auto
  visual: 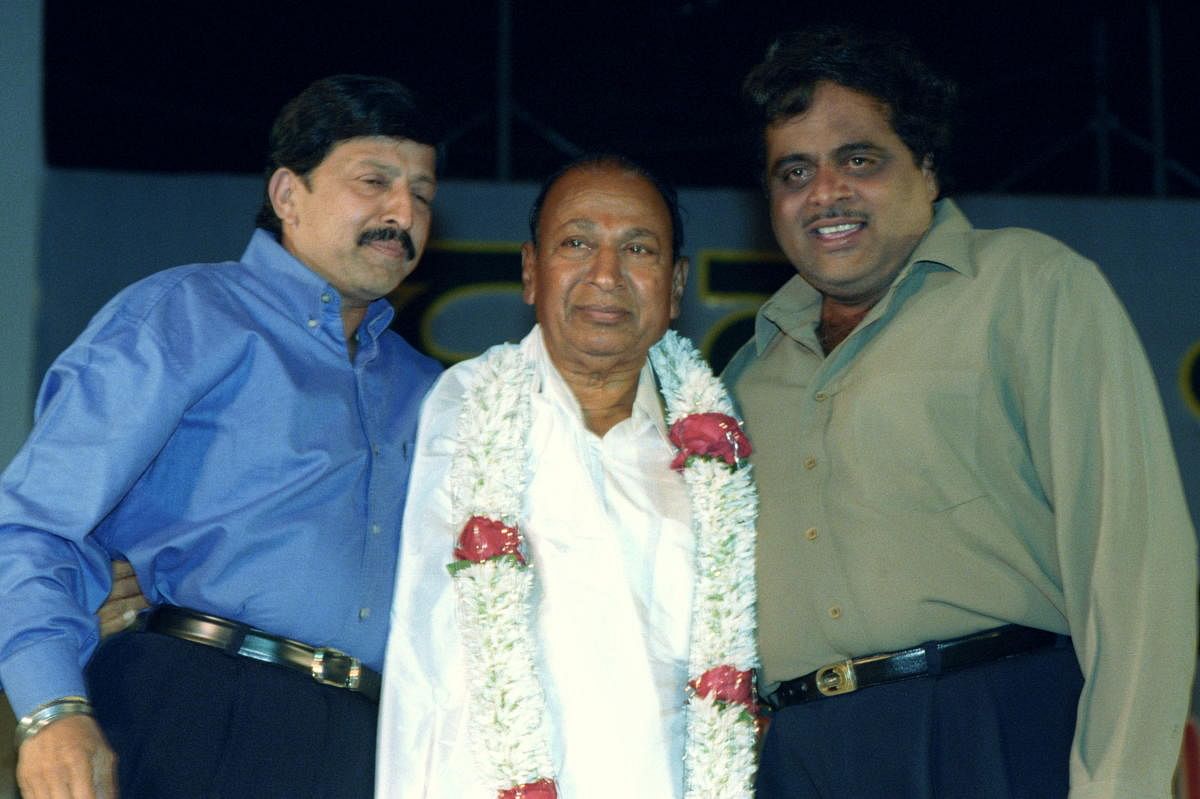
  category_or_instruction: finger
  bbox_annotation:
[97,607,140,639]
[17,715,113,799]
[98,595,149,622]
[107,574,144,603]
[98,598,137,623]
[18,751,94,799]
[66,759,100,799]
[91,745,118,799]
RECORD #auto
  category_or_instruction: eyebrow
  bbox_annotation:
[834,141,888,159]
[557,219,662,240]
[769,153,813,174]
[354,159,437,185]
[621,227,662,241]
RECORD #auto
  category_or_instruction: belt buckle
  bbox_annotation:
[815,659,858,697]
[311,647,362,691]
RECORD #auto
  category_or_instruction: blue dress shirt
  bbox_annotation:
[0,230,441,718]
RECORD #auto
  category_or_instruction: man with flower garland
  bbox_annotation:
[377,154,760,798]
[723,25,1197,797]
[0,75,443,798]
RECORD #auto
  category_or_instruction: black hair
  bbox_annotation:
[255,74,444,235]
[526,153,685,261]
[743,26,957,183]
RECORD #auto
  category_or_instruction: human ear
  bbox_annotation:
[669,256,689,319]
[520,241,538,306]
[267,168,301,228]
[920,155,939,201]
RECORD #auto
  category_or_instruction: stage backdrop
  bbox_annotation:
[32,169,1200,534]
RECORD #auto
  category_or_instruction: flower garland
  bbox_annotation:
[447,329,760,798]
[651,330,761,798]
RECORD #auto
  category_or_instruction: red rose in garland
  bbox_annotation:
[454,515,525,564]
[444,332,760,797]
[499,778,558,799]
[690,664,757,713]
[668,412,752,470]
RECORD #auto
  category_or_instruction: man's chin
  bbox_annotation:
[546,328,635,360]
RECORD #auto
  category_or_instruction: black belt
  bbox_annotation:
[761,624,1063,711]
[144,605,381,703]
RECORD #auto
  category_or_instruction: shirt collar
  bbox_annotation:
[241,229,396,346]
[904,198,976,279]
[752,198,974,355]
[524,325,670,442]
[635,353,672,444]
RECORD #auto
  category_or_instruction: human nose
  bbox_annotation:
[806,164,851,207]
[587,245,623,289]
[381,184,414,229]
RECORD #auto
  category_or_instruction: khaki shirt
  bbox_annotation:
[725,200,1196,797]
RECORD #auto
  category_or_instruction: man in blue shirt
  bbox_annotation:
[1,74,443,798]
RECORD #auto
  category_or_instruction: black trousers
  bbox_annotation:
[86,630,377,798]
[756,644,1082,798]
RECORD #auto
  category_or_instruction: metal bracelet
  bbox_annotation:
[14,696,94,748]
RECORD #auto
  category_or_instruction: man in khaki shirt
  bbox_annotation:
[725,26,1196,798]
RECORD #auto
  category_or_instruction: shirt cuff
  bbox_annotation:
[0,636,89,720]
[1069,777,1174,799]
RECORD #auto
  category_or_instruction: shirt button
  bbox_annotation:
[805,527,818,541]
[306,318,318,329]
[828,605,842,620]
[814,391,828,402]
[372,444,382,457]
[320,292,332,303]
[358,607,371,621]
[371,523,382,535]
[803,456,818,470]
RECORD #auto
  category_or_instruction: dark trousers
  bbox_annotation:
[86,630,377,798]
[756,644,1082,798]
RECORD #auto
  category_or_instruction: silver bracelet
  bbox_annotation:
[14,696,94,748]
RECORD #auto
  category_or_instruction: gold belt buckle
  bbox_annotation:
[311,647,362,690]
[815,659,858,696]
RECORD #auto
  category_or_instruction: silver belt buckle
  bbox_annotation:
[311,647,362,691]
[815,659,858,696]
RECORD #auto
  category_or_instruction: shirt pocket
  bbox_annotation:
[835,368,986,513]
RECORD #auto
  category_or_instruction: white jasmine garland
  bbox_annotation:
[448,330,759,798]
[449,345,532,527]
[651,330,760,799]
[447,345,553,790]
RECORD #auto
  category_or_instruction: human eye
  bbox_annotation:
[411,180,436,206]
[844,152,883,174]
[554,237,591,259]
[359,175,388,190]
[777,162,813,188]
[626,241,657,257]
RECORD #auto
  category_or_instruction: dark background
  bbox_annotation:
[44,1,1198,196]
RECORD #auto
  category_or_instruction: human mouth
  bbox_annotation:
[806,213,867,244]
[576,304,630,324]
[814,222,863,236]
[358,227,415,261]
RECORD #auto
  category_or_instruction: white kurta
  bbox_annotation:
[376,327,695,798]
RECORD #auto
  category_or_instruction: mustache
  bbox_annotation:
[358,227,416,261]
[803,207,868,228]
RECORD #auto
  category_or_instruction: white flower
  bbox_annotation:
[447,332,760,796]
